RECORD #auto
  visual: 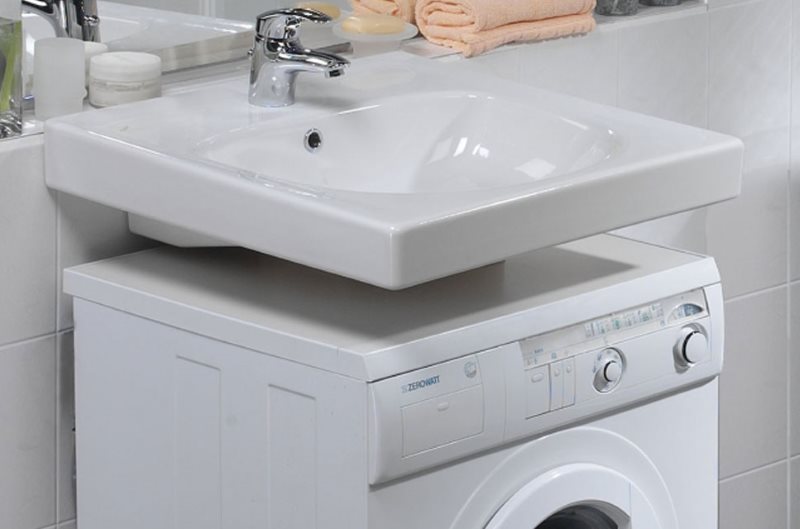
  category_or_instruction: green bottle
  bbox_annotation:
[0,2,22,139]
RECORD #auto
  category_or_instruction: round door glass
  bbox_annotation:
[535,506,618,529]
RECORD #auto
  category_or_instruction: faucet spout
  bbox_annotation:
[249,8,349,108]
[277,49,349,77]
[22,0,101,41]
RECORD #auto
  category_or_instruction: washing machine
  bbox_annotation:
[368,341,718,529]
[67,234,722,529]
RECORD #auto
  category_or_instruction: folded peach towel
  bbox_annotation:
[416,0,596,57]
[351,0,417,23]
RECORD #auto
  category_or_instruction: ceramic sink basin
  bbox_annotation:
[201,92,616,194]
[45,52,743,289]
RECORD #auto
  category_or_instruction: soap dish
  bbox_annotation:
[332,21,418,57]
[300,10,352,49]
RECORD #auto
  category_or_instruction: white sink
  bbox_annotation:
[23,1,253,83]
[45,52,743,289]
[201,92,616,194]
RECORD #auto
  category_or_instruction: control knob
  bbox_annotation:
[594,348,625,393]
[674,326,709,368]
[602,360,623,383]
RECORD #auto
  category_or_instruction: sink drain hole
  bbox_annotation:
[305,129,323,153]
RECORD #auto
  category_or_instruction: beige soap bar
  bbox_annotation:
[296,1,342,19]
[341,14,406,35]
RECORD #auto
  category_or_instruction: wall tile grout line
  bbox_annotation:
[55,333,64,526]
[725,282,787,304]
[785,1,794,526]
[0,331,57,352]
[54,188,63,527]
[718,457,788,484]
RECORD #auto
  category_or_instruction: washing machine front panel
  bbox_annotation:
[368,284,724,484]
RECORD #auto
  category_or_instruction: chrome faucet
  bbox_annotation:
[22,0,100,41]
[249,8,349,108]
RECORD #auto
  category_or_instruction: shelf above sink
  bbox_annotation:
[44,52,743,289]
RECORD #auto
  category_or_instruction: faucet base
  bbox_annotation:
[248,9,350,108]
[249,69,298,108]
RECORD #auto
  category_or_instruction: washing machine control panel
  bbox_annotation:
[517,288,709,418]
[368,285,723,485]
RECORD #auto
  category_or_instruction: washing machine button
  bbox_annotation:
[550,361,564,410]
[526,365,550,418]
[563,357,576,407]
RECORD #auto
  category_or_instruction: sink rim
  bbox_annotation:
[45,63,741,231]
[46,59,740,231]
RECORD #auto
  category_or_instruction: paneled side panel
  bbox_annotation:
[175,358,222,529]
[73,300,369,529]
[268,386,317,529]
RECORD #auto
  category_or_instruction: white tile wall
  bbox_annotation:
[0,336,56,529]
[0,136,149,529]
[720,461,788,529]
[518,30,619,106]
[617,10,708,128]
[720,287,787,478]
[793,283,800,457]
[56,194,153,330]
[707,0,791,298]
[56,333,75,523]
[614,9,709,252]
[0,136,56,346]
[4,0,800,527]
[791,0,800,282]
[793,457,800,529]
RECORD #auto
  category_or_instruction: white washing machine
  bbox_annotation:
[370,354,718,529]
[66,234,722,529]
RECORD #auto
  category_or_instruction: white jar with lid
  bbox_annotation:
[89,51,162,108]
[83,42,109,86]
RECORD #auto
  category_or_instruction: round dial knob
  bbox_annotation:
[594,348,625,393]
[603,360,623,383]
[675,326,709,367]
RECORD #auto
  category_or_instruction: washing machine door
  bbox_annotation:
[485,463,660,529]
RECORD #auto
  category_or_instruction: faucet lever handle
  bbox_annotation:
[255,8,333,43]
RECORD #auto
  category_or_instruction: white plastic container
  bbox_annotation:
[34,38,85,121]
[89,51,161,108]
[83,42,109,86]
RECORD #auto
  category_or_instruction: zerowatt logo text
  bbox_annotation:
[401,375,441,394]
